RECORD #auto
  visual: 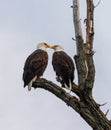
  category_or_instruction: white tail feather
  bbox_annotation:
[64,79,72,93]
[69,80,72,92]
[28,76,37,91]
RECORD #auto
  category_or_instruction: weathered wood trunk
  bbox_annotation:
[32,0,111,129]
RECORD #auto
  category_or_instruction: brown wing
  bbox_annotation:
[52,51,74,86]
[23,49,48,87]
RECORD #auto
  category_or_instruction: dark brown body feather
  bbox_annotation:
[52,51,75,88]
[23,49,48,87]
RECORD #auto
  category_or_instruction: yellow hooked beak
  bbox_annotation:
[50,44,64,51]
[44,43,51,48]
[50,45,57,49]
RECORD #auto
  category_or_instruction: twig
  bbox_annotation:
[99,102,107,107]
[94,0,101,8]
[101,102,107,106]
[72,37,76,41]
[105,109,109,117]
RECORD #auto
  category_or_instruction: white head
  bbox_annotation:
[50,45,64,52]
[37,42,50,51]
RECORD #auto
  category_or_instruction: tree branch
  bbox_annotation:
[32,78,80,113]
[83,0,95,92]
[73,0,82,43]
[32,78,111,130]
[85,52,95,90]
[85,0,94,53]
[73,0,87,88]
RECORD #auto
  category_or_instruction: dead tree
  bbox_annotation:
[32,0,111,129]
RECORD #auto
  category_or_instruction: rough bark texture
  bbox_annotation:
[31,0,111,129]
[32,78,111,130]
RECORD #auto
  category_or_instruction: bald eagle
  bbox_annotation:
[23,42,50,91]
[51,45,75,91]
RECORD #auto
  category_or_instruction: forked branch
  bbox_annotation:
[32,78,111,130]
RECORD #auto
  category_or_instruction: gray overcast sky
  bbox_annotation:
[0,0,111,130]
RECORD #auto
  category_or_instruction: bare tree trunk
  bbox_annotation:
[32,0,111,129]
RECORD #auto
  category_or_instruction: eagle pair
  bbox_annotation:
[23,42,75,91]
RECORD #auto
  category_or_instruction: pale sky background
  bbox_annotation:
[0,0,111,130]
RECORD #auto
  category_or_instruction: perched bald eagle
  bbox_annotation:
[51,45,75,91]
[23,42,50,91]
